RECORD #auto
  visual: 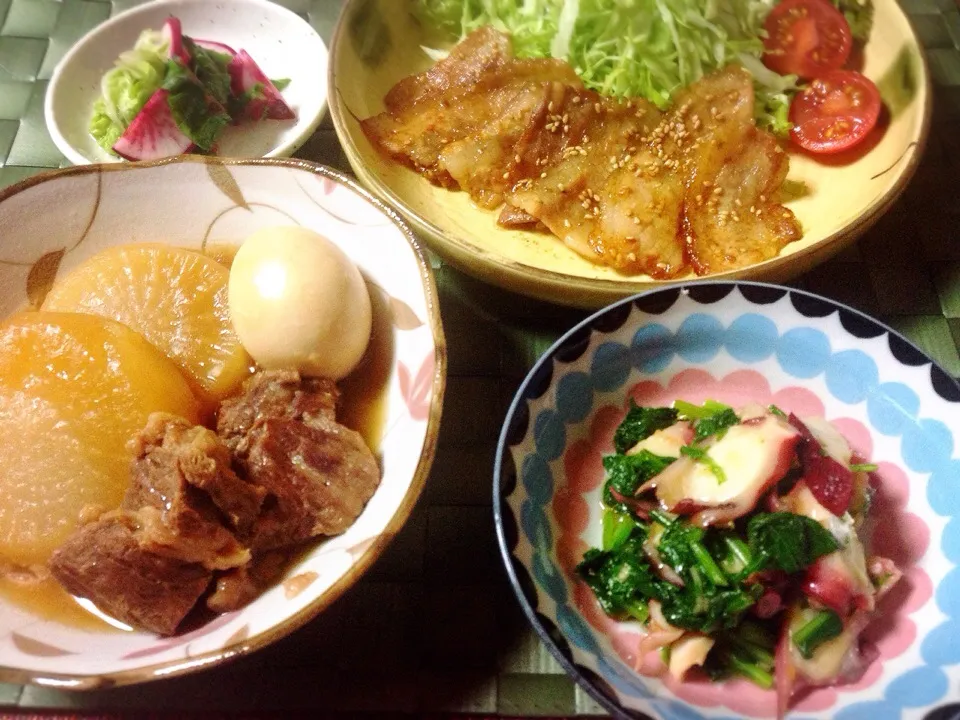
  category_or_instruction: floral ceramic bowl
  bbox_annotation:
[330,0,930,309]
[0,157,445,689]
[495,282,960,718]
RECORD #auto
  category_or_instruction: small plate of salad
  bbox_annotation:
[45,0,328,165]
[329,0,930,308]
[495,282,960,718]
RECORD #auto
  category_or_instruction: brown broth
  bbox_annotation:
[0,243,392,633]
[0,575,118,632]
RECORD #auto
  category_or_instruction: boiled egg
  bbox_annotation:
[228,226,372,380]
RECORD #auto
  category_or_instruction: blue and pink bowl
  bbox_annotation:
[494,282,960,719]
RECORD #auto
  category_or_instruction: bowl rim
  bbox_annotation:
[492,279,960,720]
[327,0,933,310]
[44,0,329,167]
[0,155,448,690]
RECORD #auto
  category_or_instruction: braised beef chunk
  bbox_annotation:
[130,414,265,534]
[217,370,338,453]
[242,415,381,550]
[206,551,287,614]
[49,513,212,636]
[124,414,255,570]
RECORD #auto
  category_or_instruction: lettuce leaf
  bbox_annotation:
[89,28,169,153]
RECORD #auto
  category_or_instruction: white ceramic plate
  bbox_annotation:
[45,0,328,165]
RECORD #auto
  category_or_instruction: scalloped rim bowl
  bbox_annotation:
[329,0,931,309]
[0,156,445,689]
[495,282,960,718]
[46,0,328,165]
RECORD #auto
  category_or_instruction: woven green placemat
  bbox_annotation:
[1,0,959,715]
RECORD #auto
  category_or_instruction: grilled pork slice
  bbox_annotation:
[505,84,690,277]
[49,513,212,636]
[362,28,802,276]
[361,26,579,187]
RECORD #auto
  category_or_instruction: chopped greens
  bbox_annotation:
[413,0,801,136]
[613,403,678,454]
[746,512,839,574]
[793,609,844,658]
[602,450,673,511]
[680,444,728,484]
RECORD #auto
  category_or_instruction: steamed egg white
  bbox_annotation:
[228,226,372,380]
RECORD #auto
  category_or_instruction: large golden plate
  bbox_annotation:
[329,0,931,309]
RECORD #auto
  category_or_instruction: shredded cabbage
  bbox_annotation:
[413,0,798,136]
[89,29,169,153]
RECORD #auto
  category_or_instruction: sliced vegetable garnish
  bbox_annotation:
[789,69,881,153]
[792,608,843,658]
[762,0,852,79]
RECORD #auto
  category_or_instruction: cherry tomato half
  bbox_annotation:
[788,70,882,154]
[762,0,853,79]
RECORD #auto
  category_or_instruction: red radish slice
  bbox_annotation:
[192,38,237,57]
[228,50,295,121]
[113,90,194,161]
[162,17,191,64]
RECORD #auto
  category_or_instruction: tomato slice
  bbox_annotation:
[762,0,853,79]
[788,70,882,154]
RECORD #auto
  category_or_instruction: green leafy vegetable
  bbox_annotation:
[694,408,740,442]
[185,38,233,107]
[602,507,642,550]
[89,28,169,153]
[575,534,663,617]
[413,0,800,135]
[830,0,873,43]
[162,60,232,151]
[681,444,728,485]
[747,512,840,574]
[849,463,878,473]
[793,609,843,659]
[659,583,760,633]
[602,450,673,510]
[613,402,678,454]
[271,78,292,91]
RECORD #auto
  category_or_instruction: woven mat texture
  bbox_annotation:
[1,0,959,715]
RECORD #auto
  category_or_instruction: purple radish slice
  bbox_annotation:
[192,38,237,57]
[113,89,194,161]
[228,50,295,121]
[162,16,191,64]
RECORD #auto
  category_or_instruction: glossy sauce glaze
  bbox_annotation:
[0,242,391,632]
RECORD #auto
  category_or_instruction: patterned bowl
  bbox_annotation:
[0,157,445,688]
[329,0,931,309]
[495,282,960,719]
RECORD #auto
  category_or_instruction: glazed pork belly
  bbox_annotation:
[361,28,801,277]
